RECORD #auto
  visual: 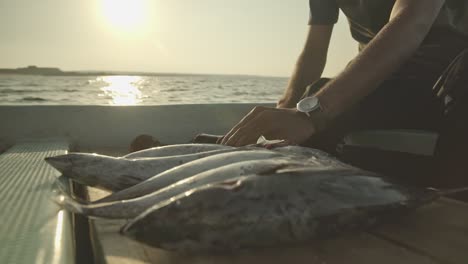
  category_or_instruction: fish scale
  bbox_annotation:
[122,170,438,252]
[124,144,233,159]
[57,158,304,219]
[97,149,289,203]
[45,147,242,191]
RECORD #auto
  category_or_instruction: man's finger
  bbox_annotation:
[224,114,267,146]
[225,125,263,147]
[235,132,264,147]
[221,106,268,145]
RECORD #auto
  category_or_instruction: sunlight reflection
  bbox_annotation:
[52,210,64,264]
[99,76,144,105]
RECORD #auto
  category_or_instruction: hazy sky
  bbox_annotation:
[0,0,357,77]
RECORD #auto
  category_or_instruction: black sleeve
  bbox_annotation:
[308,0,339,25]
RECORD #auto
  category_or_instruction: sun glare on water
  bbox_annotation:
[99,76,144,105]
[100,0,151,33]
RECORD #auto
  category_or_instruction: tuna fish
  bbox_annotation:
[44,148,242,191]
[121,168,438,252]
[96,150,295,203]
[56,158,304,219]
[271,146,351,167]
[124,144,234,159]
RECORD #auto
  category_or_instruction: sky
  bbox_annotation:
[0,0,357,77]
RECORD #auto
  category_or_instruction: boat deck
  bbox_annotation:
[0,140,74,264]
[88,188,468,264]
[1,139,467,264]
[84,149,468,264]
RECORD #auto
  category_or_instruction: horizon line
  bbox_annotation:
[0,65,289,79]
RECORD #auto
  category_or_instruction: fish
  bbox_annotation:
[272,145,332,158]
[56,158,304,219]
[44,148,242,191]
[96,150,294,203]
[121,168,438,252]
[124,144,234,159]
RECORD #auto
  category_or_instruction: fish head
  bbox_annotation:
[45,153,119,187]
[45,154,74,174]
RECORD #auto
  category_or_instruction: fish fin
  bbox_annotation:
[51,189,86,215]
[54,194,86,214]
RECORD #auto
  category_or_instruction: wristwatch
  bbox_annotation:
[296,95,322,117]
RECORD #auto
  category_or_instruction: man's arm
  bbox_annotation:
[277,25,334,108]
[221,0,446,147]
[316,0,446,120]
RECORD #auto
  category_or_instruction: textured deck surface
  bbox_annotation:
[0,140,74,264]
[88,189,468,264]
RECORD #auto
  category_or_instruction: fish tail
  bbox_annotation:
[52,191,86,215]
[56,194,86,214]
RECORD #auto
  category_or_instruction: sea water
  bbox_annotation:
[0,74,287,105]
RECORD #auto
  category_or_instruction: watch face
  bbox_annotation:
[297,97,319,113]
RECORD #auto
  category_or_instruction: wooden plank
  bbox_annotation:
[140,233,437,264]
[371,198,468,264]
[88,188,438,264]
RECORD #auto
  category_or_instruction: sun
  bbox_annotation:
[100,0,150,32]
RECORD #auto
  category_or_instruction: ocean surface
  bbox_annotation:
[0,74,288,105]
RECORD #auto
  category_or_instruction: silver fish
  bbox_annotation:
[124,144,234,159]
[272,146,351,167]
[57,158,303,219]
[97,150,293,203]
[122,168,438,252]
[45,148,241,191]
[272,145,332,158]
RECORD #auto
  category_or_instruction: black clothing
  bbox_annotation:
[302,29,468,189]
[309,0,468,48]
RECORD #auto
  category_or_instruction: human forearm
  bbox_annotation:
[278,25,333,108]
[316,0,445,119]
[278,52,326,108]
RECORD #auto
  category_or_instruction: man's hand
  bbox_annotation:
[276,97,296,109]
[220,106,320,147]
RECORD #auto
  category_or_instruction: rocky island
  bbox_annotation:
[0,65,114,76]
[0,65,209,77]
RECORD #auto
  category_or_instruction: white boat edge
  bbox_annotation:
[0,104,437,155]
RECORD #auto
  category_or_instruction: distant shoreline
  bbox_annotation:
[0,65,286,78]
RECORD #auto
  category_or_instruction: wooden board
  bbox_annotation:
[371,198,468,264]
[87,188,468,264]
